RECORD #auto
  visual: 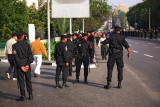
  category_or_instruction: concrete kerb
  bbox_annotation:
[0,57,97,68]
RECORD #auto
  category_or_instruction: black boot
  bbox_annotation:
[118,81,122,89]
[62,79,69,88]
[16,95,26,101]
[28,94,33,100]
[84,77,88,84]
[104,82,110,89]
[56,80,62,89]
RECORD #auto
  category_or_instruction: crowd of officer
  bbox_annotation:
[4,26,131,102]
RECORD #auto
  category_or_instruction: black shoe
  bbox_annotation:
[28,94,33,100]
[56,82,62,88]
[69,73,72,76]
[34,73,38,77]
[84,77,88,84]
[73,79,79,84]
[62,84,69,88]
[104,82,110,89]
[16,96,25,101]
[84,79,88,84]
[118,82,122,89]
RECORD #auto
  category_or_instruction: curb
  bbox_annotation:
[0,58,97,68]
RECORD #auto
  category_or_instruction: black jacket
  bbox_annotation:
[12,41,33,67]
[102,33,129,54]
[76,40,94,59]
[66,39,74,60]
[54,42,69,66]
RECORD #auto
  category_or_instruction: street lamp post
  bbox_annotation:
[47,0,51,61]
[149,8,151,31]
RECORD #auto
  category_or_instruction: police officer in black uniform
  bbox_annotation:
[72,33,79,67]
[12,31,33,101]
[66,34,74,76]
[102,26,131,89]
[88,31,95,63]
[54,35,69,88]
[74,33,94,83]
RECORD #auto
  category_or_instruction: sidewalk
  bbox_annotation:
[0,56,96,68]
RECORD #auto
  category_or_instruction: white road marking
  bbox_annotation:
[148,43,154,45]
[144,54,154,58]
[135,43,139,44]
[132,50,139,53]
[129,44,132,46]
[143,44,148,46]
[155,47,160,49]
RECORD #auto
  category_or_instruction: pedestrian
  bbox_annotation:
[98,33,109,60]
[54,35,69,88]
[102,26,131,89]
[5,32,18,80]
[66,34,74,76]
[30,35,47,77]
[74,33,94,84]
[12,31,34,101]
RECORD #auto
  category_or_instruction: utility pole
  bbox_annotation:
[47,0,51,61]
[149,8,151,30]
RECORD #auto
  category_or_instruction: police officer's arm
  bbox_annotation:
[54,44,58,61]
[63,45,69,67]
[12,45,23,67]
[101,37,110,45]
[27,43,34,64]
[89,43,94,62]
[122,38,131,58]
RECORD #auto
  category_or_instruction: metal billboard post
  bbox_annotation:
[83,18,85,33]
[47,0,51,61]
[70,18,72,34]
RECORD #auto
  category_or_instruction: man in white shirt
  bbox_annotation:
[5,33,18,80]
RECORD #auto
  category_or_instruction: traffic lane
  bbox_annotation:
[123,49,160,94]
[126,38,160,60]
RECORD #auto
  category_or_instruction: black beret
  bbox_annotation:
[82,33,87,37]
[61,35,67,40]
[67,34,71,38]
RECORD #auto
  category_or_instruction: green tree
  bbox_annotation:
[0,0,29,41]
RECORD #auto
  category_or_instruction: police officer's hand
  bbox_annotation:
[73,58,75,62]
[66,63,69,67]
[127,53,131,59]
[21,65,29,72]
[92,58,94,62]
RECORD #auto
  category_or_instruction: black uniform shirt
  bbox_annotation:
[76,40,94,59]
[12,41,33,67]
[54,42,69,66]
[66,39,74,59]
[102,33,129,53]
[88,35,94,42]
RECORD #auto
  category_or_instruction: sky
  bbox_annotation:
[107,0,143,9]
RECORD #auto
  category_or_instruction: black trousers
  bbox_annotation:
[56,66,68,83]
[101,45,108,59]
[107,52,124,82]
[68,59,72,75]
[17,65,32,96]
[6,54,17,78]
[76,56,89,79]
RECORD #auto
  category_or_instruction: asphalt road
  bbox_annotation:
[0,37,160,107]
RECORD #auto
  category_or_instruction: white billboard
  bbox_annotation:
[52,0,90,18]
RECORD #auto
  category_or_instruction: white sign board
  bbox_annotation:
[28,24,35,43]
[52,0,90,18]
